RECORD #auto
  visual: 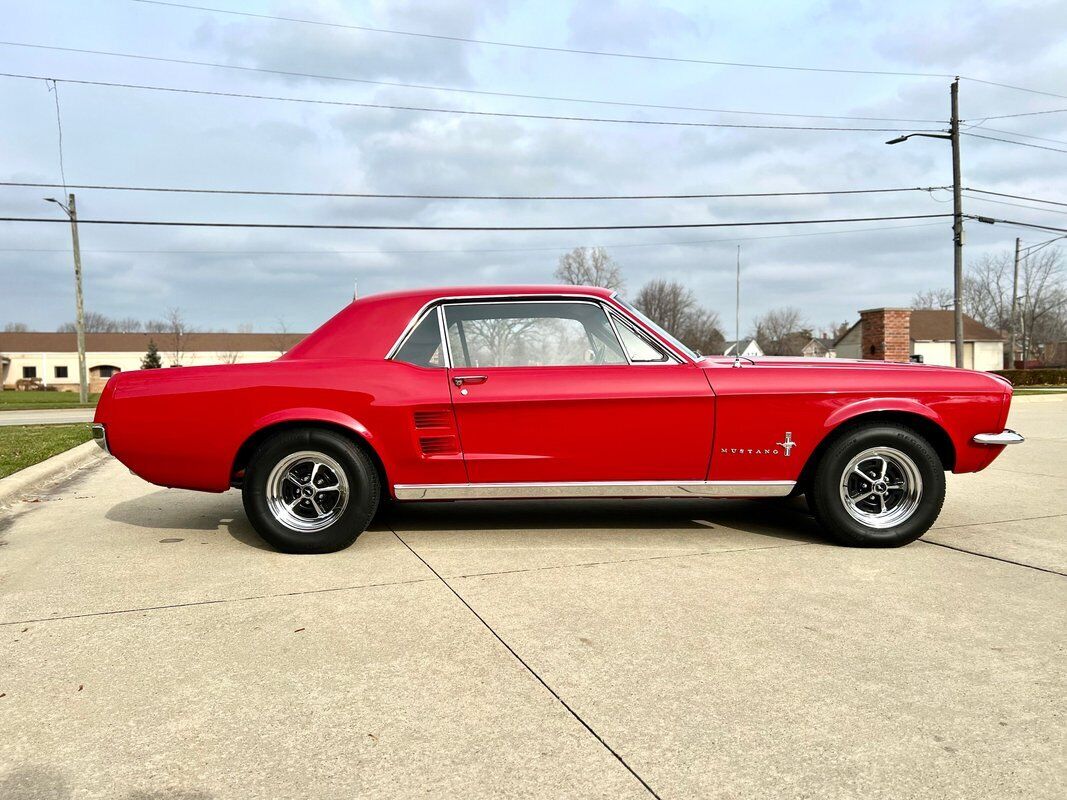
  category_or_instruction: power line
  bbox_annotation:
[964,126,1067,146]
[0,73,925,133]
[0,181,951,201]
[0,212,953,231]
[962,193,1067,216]
[972,107,1067,121]
[127,1,1067,99]
[128,0,954,79]
[966,188,1067,208]
[0,41,946,124]
[969,215,1067,234]
[0,221,950,256]
[961,77,1067,102]
[960,132,1067,154]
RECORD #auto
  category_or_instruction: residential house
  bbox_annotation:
[833,308,1004,370]
[802,337,836,358]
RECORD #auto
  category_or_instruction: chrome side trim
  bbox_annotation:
[90,423,109,454]
[972,429,1025,446]
[393,480,795,500]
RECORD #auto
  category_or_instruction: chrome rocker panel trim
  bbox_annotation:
[90,423,109,454]
[393,480,795,501]
[972,429,1025,446]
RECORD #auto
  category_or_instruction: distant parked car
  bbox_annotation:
[92,285,1022,553]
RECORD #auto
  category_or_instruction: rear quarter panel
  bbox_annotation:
[95,359,462,492]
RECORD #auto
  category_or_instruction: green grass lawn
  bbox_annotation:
[0,390,100,411]
[0,424,93,479]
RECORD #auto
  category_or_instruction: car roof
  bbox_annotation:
[364,284,615,304]
[282,285,617,362]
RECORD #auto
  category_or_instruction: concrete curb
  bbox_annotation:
[0,440,109,509]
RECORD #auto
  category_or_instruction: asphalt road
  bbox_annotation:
[0,408,95,426]
[1,396,1064,799]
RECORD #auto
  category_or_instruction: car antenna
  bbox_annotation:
[733,244,742,368]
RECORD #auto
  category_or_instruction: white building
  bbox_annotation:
[722,338,764,358]
[1,331,304,393]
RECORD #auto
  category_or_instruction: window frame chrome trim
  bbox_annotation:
[392,480,795,500]
[439,297,630,370]
[606,310,679,365]
[386,292,695,368]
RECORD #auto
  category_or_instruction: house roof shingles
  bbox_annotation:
[0,331,307,353]
[908,310,1003,342]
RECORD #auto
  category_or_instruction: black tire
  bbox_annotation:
[808,423,945,547]
[242,428,380,554]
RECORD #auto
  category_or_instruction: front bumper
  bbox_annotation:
[90,423,109,454]
[972,429,1024,446]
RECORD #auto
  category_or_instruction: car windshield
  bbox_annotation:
[613,297,702,361]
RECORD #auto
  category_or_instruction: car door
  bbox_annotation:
[442,298,715,484]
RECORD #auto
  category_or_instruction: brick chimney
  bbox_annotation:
[860,308,911,362]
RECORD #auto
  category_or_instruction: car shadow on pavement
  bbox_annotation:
[104,489,826,550]
[382,496,827,545]
[104,488,276,551]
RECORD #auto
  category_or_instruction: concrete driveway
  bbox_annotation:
[1,397,1064,799]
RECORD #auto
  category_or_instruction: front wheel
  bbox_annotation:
[242,428,380,554]
[809,424,945,547]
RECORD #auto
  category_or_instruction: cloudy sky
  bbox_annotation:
[1,0,1065,336]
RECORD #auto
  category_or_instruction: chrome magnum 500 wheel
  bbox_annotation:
[810,424,945,547]
[243,429,379,554]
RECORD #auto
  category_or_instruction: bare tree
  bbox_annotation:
[215,350,241,364]
[270,317,295,355]
[824,321,852,341]
[911,288,954,310]
[1017,248,1066,363]
[677,307,725,356]
[3,322,29,332]
[554,247,625,292]
[162,307,192,366]
[752,307,809,356]
[58,311,126,333]
[634,279,695,334]
[115,316,143,333]
[633,279,723,355]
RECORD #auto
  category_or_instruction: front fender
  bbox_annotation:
[822,397,944,432]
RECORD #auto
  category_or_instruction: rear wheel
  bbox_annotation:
[809,424,945,547]
[242,429,379,553]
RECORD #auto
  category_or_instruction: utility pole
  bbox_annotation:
[885,76,965,368]
[949,78,964,369]
[1010,236,1021,369]
[45,193,88,403]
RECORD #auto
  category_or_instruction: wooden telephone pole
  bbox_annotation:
[887,77,965,368]
[47,193,88,402]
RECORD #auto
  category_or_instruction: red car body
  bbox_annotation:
[93,285,1014,501]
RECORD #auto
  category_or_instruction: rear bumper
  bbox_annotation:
[90,423,109,454]
[972,429,1024,446]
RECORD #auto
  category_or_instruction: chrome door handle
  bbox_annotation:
[453,375,488,387]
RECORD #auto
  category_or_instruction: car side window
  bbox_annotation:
[611,314,672,363]
[394,311,445,368]
[444,301,627,368]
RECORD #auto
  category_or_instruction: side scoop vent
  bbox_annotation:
[419,435,458,455]
[414,410,452,429]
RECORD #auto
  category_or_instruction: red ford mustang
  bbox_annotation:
[91,285,1023,553]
